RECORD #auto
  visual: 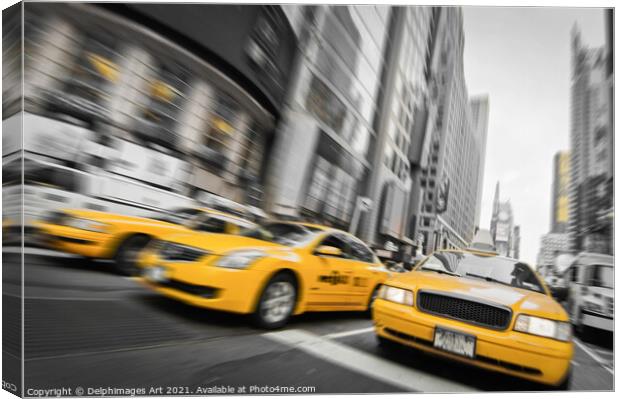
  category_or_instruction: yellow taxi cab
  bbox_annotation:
[139,221,391,328]
[373,249,573,388]
[35,207,256,275]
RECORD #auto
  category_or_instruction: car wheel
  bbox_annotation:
[115,235,151,276]
[376,335,397,351]
[572,308,584,336]
[253,273,297,329]
[556,368,572,390]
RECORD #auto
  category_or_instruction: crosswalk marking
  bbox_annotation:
[264,329,474,393]
[323,327,375,339]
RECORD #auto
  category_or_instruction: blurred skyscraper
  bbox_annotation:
[470,95,489,228]
[265,5,391,230]
[489,182,517,258]
[537,233,570,276]
[550,151,570,233]
[511,225,520,259]
[417,8,488,254]
[356,6,434,262]
[568,23,613,255]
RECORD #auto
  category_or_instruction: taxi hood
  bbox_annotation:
[160,232,293,256]
[389,271,568,321]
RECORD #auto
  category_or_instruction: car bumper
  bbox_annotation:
[35,222,115,258]
[582,310,614,331]
[373,299,573,386]
[139,257,271,314]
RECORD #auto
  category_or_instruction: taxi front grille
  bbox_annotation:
[158,279,219,298]
[159,243,208,262]
[417,291,512,330]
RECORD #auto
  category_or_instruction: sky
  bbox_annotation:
[462,6,607,264]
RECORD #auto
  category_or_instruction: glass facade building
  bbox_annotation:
[358,6,434,254]
[266,5,391,229]
[16,3,296,215]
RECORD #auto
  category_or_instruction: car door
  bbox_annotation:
[345,235,385,307]
[305,233,354,309]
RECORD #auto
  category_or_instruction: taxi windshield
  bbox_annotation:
[241,222,321,247]
[417,252,545,294]
[151,208,203,224]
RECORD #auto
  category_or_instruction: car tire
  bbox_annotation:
[253,273,297,329]
[572,308,585,336]
[114,235,151,276]
[376,335,397,352]
[556,368,572,390]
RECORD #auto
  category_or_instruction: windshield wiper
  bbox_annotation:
[419,267,461,277]
[465,273,512,287]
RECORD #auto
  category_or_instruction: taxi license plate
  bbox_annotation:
[144,266,168,283]
[433,327,476,358]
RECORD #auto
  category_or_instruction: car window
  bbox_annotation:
[587,264,613,288]
[317,234,350,258]
[241,222,320,247]
[193,216,227,233]
[346,236,375,263]
[416,252,545,294]
[570,266,579,283]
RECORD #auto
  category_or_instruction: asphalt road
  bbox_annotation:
[2,248,614,395]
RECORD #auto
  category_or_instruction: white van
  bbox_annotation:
[563,252,614,333]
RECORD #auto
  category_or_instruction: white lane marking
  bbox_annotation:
[574,337,614,375]
[323,327,374,339]
[24,338,209,362]
[264,329,474,393]
[593,347,614,358]
[3,247,80,257]
[3,292,119,301]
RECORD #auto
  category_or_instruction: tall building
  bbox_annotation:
[417,8,488,253]
[490,181,500,239]
[265,5,391,230]
[536,233,570,277]
[550,151,570,233]
[512,225,521,259]
[489,182,515,257]
[470,95,490,228]
[568,24,613,254]
[18,2,298,213]
[357,6,434,261]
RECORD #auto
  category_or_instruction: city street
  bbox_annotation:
[3,248,614,394]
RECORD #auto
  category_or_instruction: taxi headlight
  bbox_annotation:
[215,250,265,269]
[379,285,414,306]
[64,217,109,233]
[514,314,571,341]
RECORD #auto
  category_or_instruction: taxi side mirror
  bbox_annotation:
[315,245,343,257]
